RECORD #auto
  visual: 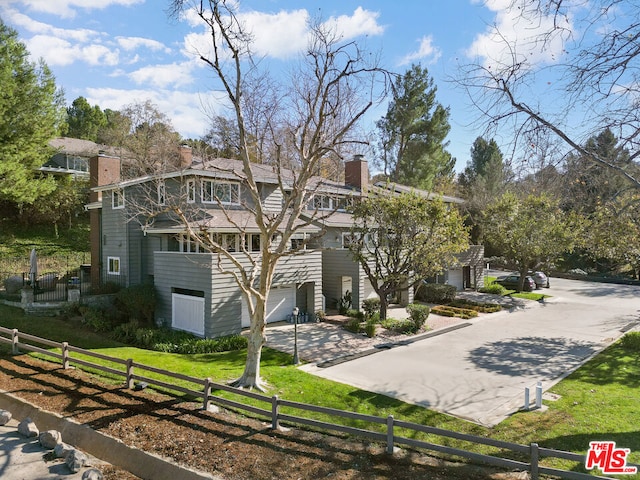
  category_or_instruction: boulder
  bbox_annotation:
[3,275,24,294]
[54,442,74,458]
[39,429,62,449]
[65,449,88,473]
[17,417,38,438]
[82,468,104,480]
[0,409,12,425]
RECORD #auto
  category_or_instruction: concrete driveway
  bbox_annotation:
[272,276,640,427]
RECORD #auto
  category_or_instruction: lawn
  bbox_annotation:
[1,303,638,477]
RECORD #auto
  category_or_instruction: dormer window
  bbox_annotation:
[310,194,351,211]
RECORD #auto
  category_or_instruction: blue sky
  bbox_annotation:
[1,0,576,172]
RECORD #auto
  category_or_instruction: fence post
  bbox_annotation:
[535,382,543,409]
[202,378,211,411]
[62,342,69,369]
[125,359,134,389]
[530,442,539,480]
[386,415,395,455]
[524,387,530,410]
[271,395,279,430]
[11,329,19,355]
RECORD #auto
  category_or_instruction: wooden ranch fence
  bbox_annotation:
[0,326,627,480]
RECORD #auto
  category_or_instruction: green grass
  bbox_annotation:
[1,303,638,477]
[485,276,550,302]
[0,221,90,274]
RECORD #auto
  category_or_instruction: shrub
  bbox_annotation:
[315,310,327,322]
[345,309,362,319]
[81,305,124,332]
[415,283,456,304]
[362,298,380,318]
[448,299,502,313]
[335,291,352,314]
[479,283,506,295]
[621,331,640,351]
[406,303,430,331]
[344,317,361,334]
[431,305,478,319]
[364,320,377,338]
[115,284,157,326]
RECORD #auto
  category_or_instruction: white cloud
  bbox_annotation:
[3,8,101,42]
[325,6,385,40]
[18,0,144,19]
[399,35,442,66]
[181,6,384,61]
[466,2,572,69]
[116,36,171,53]
[24,34,119,66]
[128,62,195,89]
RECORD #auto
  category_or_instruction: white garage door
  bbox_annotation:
[363,278,379,300]
[447,268,463,291]
[241,286,295,328]
[172,293,205,336]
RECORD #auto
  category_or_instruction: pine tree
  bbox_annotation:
[0,19,65,205]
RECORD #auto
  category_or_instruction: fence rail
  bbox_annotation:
[0,326,625,480]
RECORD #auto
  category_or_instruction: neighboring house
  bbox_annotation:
[42,137,121,179]
[88,151,483,338]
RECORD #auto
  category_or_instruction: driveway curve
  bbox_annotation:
[297,277,640,426]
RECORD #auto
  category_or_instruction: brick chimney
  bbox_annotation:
[89,153,121,288]
[344,154,369,192]
[179,145,193,168]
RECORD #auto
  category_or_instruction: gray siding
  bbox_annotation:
[261,184,284,212]
[154,250,322,338]
[101,191,130,284]
[322,249,360,310]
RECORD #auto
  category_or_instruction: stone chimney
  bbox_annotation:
[89,153,121,288]
[344,154,369,192]
[179,145,193,168]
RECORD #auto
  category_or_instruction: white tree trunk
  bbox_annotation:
[231,295,267,390]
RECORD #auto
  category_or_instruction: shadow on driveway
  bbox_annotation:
[466,336,600,378]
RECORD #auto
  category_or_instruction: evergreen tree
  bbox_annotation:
[375,64,454,190]
[0,19,65,204]
[66,96,107,141]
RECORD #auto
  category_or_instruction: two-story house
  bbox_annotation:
[88,151,483,338]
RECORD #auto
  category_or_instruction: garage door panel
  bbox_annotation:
[242,286,295,328]
[172,293,205,336]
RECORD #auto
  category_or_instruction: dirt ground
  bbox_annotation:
[0,352,533,480]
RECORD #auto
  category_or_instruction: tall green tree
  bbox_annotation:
[458,137,511,243]
[66,96,107,141]
[375,64,454,191]
[561,129,635,214]
[483,193,581,291]
[0,19,65,205]
[348,190,468,319]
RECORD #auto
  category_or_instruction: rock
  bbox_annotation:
[17,417,39,438]
[4,275,24,294]
[39,430,62,449]
[82,468,104,480]
[0,409,12,425]
[54,442,74,458]
[65,449,88,473]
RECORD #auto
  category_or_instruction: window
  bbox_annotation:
[202,180,240,205]
[107,257,120,275]
[112,189,124,209]
[342,232,357,249]
[157,182,166,205]
[186,179,196,203]
[310,195,351,211]
[291,234,307,251]
[244,234,261,252]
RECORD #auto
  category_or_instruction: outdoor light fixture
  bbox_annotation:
[292,306,300,365]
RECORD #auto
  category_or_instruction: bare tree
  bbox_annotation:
[165,0,386,389]
[457,0,640,190]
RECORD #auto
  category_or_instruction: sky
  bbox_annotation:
[0,0,579,172]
